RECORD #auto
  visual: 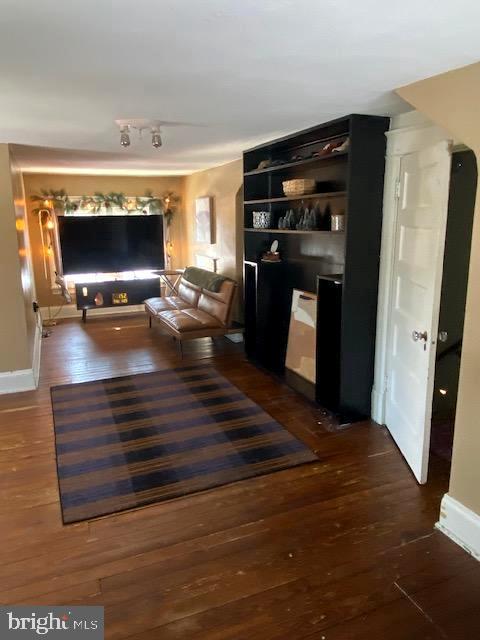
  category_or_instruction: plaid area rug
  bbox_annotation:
[51,364,317,523]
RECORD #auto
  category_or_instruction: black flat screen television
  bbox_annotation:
[58,215,165,274]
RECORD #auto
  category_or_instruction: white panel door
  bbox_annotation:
[385,141,451,483]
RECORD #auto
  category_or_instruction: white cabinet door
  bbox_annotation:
[385,141,451,483]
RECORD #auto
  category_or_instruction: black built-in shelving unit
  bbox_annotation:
[243,114,389,421]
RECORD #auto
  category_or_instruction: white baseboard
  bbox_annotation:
[0,325,42,395]
[32,323,42,386]
[225,333,244,343]
[0,368,36,394]
[436,494,480,560]
[371,385,386,424]
[40,304,145,321]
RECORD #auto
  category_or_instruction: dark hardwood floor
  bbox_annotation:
[0,313,478,639]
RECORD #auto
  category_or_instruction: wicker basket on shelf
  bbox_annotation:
[282,178,316,197]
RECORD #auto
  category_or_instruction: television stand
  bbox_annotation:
[75,277,160,322]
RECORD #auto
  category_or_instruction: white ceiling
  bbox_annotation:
[1,0,479,176]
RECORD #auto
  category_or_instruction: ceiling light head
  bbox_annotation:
[115,119,170,149]
[119,124,130,148]
[151,127,162,149]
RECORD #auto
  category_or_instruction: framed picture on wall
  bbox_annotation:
[195,196,213,244]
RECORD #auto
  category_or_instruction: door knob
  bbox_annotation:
[412,330,428,342]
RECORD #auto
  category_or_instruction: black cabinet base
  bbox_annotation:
[75,278,160,322]
[285,369,315,402]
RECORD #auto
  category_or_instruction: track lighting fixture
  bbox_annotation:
[151,127,162,148]
[119,125,131,148]
[115,119,183,150]
[115,118,199,150]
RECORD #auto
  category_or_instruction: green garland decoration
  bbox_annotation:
[30,189,180,225]
[30,189,77,214]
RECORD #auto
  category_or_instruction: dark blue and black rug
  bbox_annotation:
[51,364,317,523]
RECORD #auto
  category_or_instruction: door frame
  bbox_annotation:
[372,111,453,425]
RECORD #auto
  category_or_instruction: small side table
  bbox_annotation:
[153,269,185,296]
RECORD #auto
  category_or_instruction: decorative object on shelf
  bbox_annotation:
[112,292,128,305]
[282,179,316,197]
[279,209,296,229]
[312,137,348,158]
[319,141,338,156]
[250,137,350,174]
[257,159,271,170]
[297,207,318,231]
[262,239,281,263]
[195,196,214,243]
[256,158,286,170]
[308,207,317,230]
[288,209,297,229]
[252,211,272,229]
[94,292,104,306]
[289,154,304,162]
[278,203,338,232]
[331,213,345,231]
[332,137,350,153]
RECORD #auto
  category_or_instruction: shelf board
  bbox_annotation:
[244,151,348,176]
[244,228,344,235]
[244,191,346,205]
[244,116,351,153]
[276,132,349,154]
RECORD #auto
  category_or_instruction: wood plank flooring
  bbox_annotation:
[0,313,478,639]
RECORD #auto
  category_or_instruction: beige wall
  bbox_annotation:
[0,145,36,373]
[397,62,480,516]
[23,173,184,307]
[182,159,244,319]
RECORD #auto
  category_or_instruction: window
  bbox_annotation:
[51,197,160,296]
